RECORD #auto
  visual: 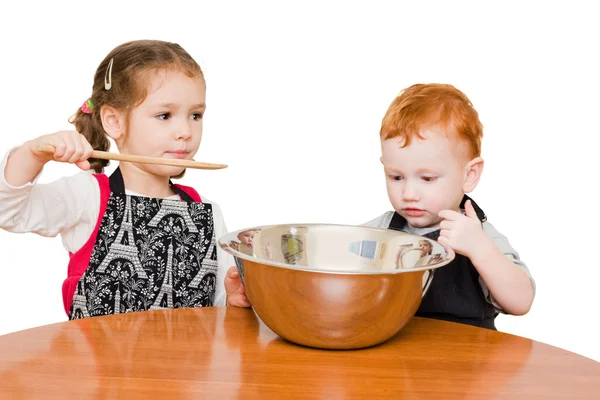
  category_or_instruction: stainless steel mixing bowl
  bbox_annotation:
[219,223,454,349]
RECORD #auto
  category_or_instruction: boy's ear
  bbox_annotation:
[100,105,125,141]
[463,156,484,193]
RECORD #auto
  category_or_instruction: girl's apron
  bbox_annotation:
[66,167,218,319]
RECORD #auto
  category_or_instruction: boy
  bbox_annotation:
[363,83,535,330]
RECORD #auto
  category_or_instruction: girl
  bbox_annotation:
[0,39,249,319]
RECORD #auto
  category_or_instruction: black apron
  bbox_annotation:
[387,195,498,330]
[69,167,218,319]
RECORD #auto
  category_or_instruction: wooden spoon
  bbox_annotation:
[37,144,227,170]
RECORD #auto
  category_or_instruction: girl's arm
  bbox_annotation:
[4,131,93,187]
[0,131,98,244]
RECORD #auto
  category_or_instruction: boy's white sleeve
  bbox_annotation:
[0,147,100,253]
[204,198,235,307]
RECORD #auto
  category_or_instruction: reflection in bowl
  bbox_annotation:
[219,223,454,349]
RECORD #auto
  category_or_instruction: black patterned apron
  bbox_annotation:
[69,167,218,320]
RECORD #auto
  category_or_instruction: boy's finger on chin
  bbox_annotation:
[438,209,460,220]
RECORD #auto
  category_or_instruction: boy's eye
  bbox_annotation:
[422,176,437,182]
[157,113,171,120]
[388,175,403,181]
[191,113,203,120]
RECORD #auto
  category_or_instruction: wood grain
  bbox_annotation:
[0,307,598,399]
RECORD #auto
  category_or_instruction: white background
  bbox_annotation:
[1,1,598,362]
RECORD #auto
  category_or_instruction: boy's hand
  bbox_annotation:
[437,200,487,258]
[224,266,251,307]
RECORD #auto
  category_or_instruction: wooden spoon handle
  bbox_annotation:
[36,144,227,170]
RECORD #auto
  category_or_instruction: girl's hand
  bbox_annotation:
[29,130,94,171]
[224,266,251,307]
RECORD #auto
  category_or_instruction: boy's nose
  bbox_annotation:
[402,182,420,201]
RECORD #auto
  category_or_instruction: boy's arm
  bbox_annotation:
[438,200,535,316]
[477,222,535,314]
[469,227,535,316]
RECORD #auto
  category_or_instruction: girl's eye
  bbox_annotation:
[388,175,403,181]
[157,113,171,120]
[422,176,437,182]
[191,113,203,120]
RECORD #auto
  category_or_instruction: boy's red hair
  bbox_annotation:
[380,83,483,160]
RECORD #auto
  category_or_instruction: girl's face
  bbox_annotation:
[115,69,206,179]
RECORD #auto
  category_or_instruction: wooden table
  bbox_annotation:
[0,307,598,398]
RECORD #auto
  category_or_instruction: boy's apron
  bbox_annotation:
[387,195,498,330]
[68,167,218,319]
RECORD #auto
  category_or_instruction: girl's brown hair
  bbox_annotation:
[69,40,204,175]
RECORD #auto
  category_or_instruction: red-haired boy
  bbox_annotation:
[364,83,535,330]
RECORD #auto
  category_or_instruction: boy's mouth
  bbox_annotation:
[403,208,426,217]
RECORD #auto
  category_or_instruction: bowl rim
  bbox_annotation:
[217,222,455,275]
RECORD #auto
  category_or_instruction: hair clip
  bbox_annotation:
[81,98,94,114]
[104,57,114,90]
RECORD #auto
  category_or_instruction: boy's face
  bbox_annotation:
[238,230,257,246]
[380,128,479,228]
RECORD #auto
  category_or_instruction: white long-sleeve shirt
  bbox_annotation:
[0,148,234,307]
